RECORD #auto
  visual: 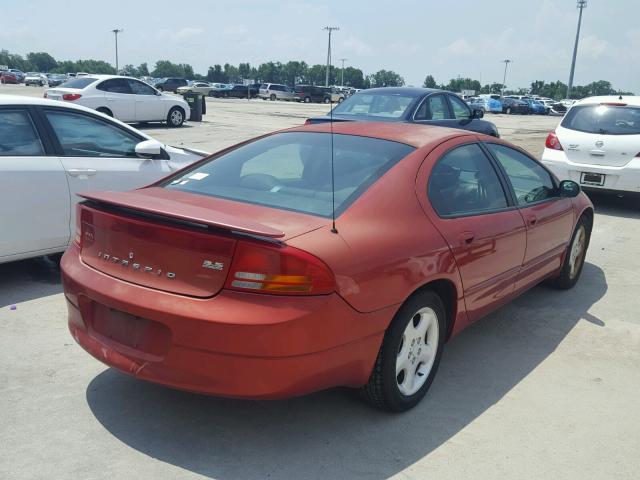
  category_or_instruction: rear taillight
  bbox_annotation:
[545,132,563,151]
[73,204,82,246]
[304,119,312,125]
[62,93,82,101]
[225,240,335,295]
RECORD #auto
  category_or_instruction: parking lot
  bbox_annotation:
[1,83,640,480]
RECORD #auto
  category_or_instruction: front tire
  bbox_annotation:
[167,107,185,128]
[361,290,446,412]
[270,94,276,101]
[547,216,590,289]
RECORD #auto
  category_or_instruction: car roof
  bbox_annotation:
[573,95,640,107]
[285,121,474,149]
[358,87,445,97]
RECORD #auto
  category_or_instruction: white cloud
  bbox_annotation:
[579,34,610,59]
[444,38,474,56]
[339,35,373,56]
[223,25,248,36]
[171,27,205,40]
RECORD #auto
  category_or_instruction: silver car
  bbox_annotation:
[259,83,295,101]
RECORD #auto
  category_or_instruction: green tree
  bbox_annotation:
[151,60,187,78]
[336,66,365,88]
[137,63,149,77]
[422,75,437,88]
[26,52,57,72]
[367,70,405,87]
[207,65,226,82]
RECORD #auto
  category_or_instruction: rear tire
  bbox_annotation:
[96,107,113,117]
[167,106,185,128]
[506,107,512,114]
[270,94,276,101]
[361,290,446,412]
[547,216,590,289]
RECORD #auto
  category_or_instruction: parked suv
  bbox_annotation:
[294,85,332,103]
[259,83,295,101]
[155,78,188,93]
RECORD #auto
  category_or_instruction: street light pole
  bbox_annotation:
[567,0,587,99]
[111,29,123,74]
[501,59,512,97]
[339,58,347,86]
[323,26,339,86]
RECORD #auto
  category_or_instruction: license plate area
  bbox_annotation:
[580,172,605,186]
[89,302,171,359]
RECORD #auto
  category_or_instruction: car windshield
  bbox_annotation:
[561,104,640,135]
[59,77,98,89]
[332,93,415,118]
[163,132,415,217]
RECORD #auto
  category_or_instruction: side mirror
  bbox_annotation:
[472,108,484,119]
[135,139,163,159]
[559,180,581,198]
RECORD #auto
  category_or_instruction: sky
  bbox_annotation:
[1,0,639,91]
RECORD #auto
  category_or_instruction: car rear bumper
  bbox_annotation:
[542,149,640,193]
[61,244,388,399]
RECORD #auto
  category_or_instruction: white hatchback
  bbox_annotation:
[0,95,207,264]
[542,95,640,194]
[44,75,190,127]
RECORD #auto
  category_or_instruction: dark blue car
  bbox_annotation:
[307,87,500,137]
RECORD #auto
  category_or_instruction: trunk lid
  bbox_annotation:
[557,124,638,167]
[78,188,326,297]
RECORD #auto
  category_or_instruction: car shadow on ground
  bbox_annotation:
[86,262,607,480]
[586,192,640,220]
[0,256,62,308]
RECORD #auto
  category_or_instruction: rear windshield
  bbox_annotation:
[562,104,640,135]
[333,93,415,118]
[164,132,415,217]
[58,77,97,89]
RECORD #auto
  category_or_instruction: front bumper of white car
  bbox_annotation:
[542,148,640,194]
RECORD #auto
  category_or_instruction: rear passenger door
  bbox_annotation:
[0,107,70,259]
[485,143,575,291]
[418,140,526,321]
[96,78,135,121]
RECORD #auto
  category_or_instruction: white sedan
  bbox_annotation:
[44,75,190,127]
[0,95,208,264]
[542,95,640,195]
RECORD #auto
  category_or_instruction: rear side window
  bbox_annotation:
[59,77,98,89]
[164,132,415,217]
[428,144,508,217]
[45,110,140,158]
[562,104,640,135]
[97,78,131,94]
[0,110,44,156]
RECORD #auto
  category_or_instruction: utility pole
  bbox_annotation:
[111,29,123,74]
[323,26,339,86]
[339,58,347,86]
[567,0,587,99]
[501,59,512,97]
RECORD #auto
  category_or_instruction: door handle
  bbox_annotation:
[67,168,97,177]
[527,215,537,226]
[458,231,475,245]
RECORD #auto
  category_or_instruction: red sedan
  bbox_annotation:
[61,122,593,411]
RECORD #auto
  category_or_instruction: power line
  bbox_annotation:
[323,26,339,86]
[567,0,587,99]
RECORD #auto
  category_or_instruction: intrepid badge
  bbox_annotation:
[202,260,224,271]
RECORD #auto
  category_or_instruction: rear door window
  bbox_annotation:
[97,78,132,94]
[561,104,640,135]
[486,143,557,205]
[428,144,508,217]
[0,109,45,156]
[164,132,415,217]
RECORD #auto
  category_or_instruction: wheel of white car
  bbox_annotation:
[361,290,446,412]
[96,107,113,117]
[167,107,185,128]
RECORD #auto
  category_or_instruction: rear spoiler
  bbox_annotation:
[78,188,285,238]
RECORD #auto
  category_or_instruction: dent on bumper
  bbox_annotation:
[62,246,391,399]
